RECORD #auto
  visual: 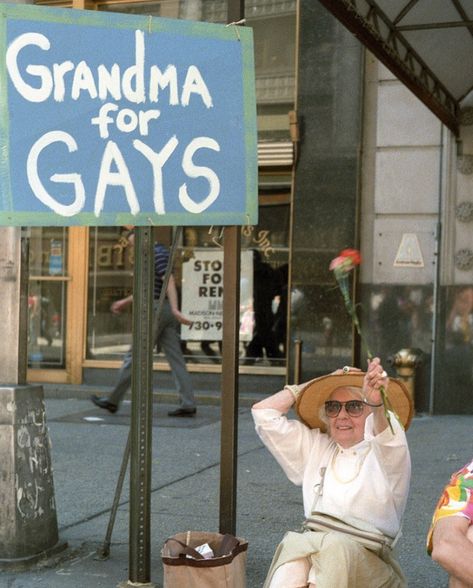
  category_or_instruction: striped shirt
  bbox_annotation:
[154,243,170,300]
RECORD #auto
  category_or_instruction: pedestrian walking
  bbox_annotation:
[91,229,196,417]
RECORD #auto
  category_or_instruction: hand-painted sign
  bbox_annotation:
[0,3,257,226]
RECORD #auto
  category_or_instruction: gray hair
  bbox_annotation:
[318,405,330,428]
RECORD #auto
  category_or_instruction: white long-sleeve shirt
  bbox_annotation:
[252,408,411,538]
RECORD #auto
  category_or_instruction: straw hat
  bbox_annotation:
[295,372,413,432]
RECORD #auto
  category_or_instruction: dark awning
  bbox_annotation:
[317,0,473,135]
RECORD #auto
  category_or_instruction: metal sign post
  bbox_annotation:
[126,226,155,586]
[219,0,245,538]
[219,226,241,535]
[98,229,182,579]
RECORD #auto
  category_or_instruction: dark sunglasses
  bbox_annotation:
[324,400,365,418]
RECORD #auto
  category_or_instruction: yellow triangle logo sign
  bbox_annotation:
[394,233,424,267]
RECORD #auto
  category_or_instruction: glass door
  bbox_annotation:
[27,228,69,369]
[27,226,88,384]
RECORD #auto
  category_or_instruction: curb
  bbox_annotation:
[41,384,262,408]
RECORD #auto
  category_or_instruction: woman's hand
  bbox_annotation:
[363,357,388,406]
[363,357,391,434]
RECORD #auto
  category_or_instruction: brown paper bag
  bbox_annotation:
[161,531,248,588]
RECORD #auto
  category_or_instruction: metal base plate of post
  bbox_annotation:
[118,581,158,587]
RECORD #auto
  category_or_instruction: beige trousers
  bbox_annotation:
[265,530,407,588]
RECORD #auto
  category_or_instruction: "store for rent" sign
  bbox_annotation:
[0,3,257,226]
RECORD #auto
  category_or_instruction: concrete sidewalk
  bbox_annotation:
[0,396,471,587]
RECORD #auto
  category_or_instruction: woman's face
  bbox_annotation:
[327,387,369,448]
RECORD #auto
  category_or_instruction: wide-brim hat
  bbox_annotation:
[295,372,413,432]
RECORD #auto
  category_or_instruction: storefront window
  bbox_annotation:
[436,285,473,413]
[87,227,134,361]
[177,204,290,366]
[86,205,290,369]
[98,0,180,17]
[28,228,68,368]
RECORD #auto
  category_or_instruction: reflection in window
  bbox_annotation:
[178,206,290,367]
[98,0,178,17]
[363,285,434,366]
[441,286,473,404]
[87,227,134,361]
[86,214,289,369]
[28,228,68,368]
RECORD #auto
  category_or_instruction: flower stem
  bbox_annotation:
[336,274,396,433]
[379,386,395,434]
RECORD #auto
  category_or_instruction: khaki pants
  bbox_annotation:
[265,530,406,588]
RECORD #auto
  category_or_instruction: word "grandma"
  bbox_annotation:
[6,30,213,106]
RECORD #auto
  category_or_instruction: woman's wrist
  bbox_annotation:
[284,384,302,403]
[364,398,384,408]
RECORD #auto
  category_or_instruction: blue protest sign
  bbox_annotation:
[0,3,257,226]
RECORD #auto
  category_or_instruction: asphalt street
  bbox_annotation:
[0,395,471,587]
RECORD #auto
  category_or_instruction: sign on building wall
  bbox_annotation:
[393,233,425,268]
[181,249,253,341]
[0,3,257,226]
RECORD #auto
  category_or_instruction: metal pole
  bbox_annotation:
[218,0,245,536]
[429,124,445,415]
[228,0,244,23]
[294,339,303,385]
[97,432,131,560]
[18,227,29,384]
[219,226,241,535]
[127,226,155,586]
[0,227,28,384]
[100,229,181,566]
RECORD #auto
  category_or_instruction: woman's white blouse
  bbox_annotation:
[252,408,411,538]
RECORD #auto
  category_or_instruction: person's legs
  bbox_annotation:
[268,558,310,588]
[108,348,133,408]
[92,347,132,412]
[201,340,220,363]
[310,534,403,588]
[245,333,264,363]
[157,302,195,411]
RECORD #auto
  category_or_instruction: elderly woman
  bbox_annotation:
[252,357,412,588]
